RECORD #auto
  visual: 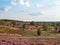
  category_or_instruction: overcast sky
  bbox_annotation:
[0,0,60,21]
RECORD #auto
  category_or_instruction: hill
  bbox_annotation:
[0,19,60,45]
[0,19,60,36]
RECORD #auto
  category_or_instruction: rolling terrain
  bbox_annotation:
[0,19,60,45]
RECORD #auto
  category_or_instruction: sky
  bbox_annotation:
[0,0,60,21]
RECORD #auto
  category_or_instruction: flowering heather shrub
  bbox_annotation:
[13,43,15,45]
[1,40,6,42]
[0,34,60,45]
[0,40,60,45]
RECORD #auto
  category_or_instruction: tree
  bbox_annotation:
[0,21,5,25]
[43,24,49,31]
[30,21,37,26]
[37,28,41,36]
[11,21,16,27]
[22,24,26,31]
[56,23,60,27]
[52,23,55,26]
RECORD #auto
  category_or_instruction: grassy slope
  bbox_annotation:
[0,28,37,36]
[0,19,60,36]
[0,28,60,36]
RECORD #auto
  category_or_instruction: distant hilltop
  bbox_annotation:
[0,19,60,22]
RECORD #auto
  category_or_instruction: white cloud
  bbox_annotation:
[11,0,17,6]
[4,6,12,12]
[18,0,30,7]
[18,0,25,6]
[40,7,60,21]
[1,8,60,21]
[25,1,30,7]
[48,0,60,6]
[10,0,30,7]
[36,3,43,8]
[1,0,60,21]
[37,4,40,7]
[1,6,60,21]
[18,7,60,21]
[54,1,60,6]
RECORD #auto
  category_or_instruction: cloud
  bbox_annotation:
[18,7,60,21]
[40,7,60,21]
[1,8,60,21]
[36,4,40,7]
[1,0,60,21]
[25,1,30,7]
[2,6,12,12]
[36,3,43,8]
[11,0,17,6]
[53,1,60,6]
[18,0,25,6]
[29,12,42,16]
[48,0,60,6]
[18,0,30,7]
[1,5,60,21]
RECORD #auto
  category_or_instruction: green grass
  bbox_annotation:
[41,31,59,36]
[0,27,60,36]
[0,29,37,36]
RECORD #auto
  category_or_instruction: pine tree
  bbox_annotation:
[22,24,25,31]
[37,28,41,36]
[43,24,48,31]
